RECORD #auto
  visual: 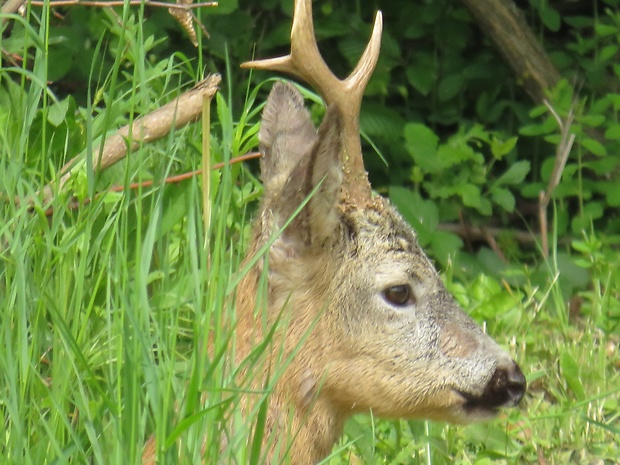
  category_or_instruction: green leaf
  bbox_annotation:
[540,6,561,32]
[571,202,604,233]
[571,240,593,254]
[430,231,463,266]
[602,182,620,207]
[403,123,440,173]
[604,124,620,140]
[47,46,74,82]
[494,160,531,186]
[389,186,438,247]
[458,183,481,209]
[212,0,239,14]
[594,22,618,37]
[435,144,470,168]
[47,97,70,127]
[520,116,557,136]
[478,197,493,216]
[338,37,367,69]
[490,136,518,159]
[579,137,607,156]
[406,54,437,96]
[437,73,464,102]
[521,181,544,199]
[360,103,404,140]
[580,114,605,127]
[584,157,618,175]
[574,258,593,269]
[600,44,619,62]
[491,186,515,212]
[529,104,548,118]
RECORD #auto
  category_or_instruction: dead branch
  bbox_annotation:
[438,222,539,247]
[41,73,221,204]
[1,0,27,24]
[459,0,561,104]
[27,0,218,10]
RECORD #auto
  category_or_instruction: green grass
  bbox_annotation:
[1,4,619,465]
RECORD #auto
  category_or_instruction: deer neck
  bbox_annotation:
[266,364,345,464]
[235,259,346,464]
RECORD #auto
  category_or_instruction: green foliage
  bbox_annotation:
[1,0,620,464]
[403,122,527,217]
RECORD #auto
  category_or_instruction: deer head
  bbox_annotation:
[234,0,527,463]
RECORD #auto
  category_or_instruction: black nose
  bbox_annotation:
[481,361,527,408]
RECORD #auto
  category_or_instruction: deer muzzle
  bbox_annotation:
[460,360,526,414]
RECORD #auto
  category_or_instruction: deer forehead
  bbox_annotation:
[341,198,438,276]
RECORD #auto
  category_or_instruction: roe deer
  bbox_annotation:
[144,0,526,463]
[238,0,526,462]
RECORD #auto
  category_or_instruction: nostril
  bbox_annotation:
[485,361,526,408]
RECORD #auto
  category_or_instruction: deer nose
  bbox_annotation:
[483,361,527,408]
[459,361,526,414]
[461,360,527,413]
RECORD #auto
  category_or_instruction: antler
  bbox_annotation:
[242,0,383,206]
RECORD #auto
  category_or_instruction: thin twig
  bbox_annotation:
[438,223,544,247]
[539,99,575,258]
[484,229,507,262]
[191,9,210,39]
[540,99,575,208]
[538,190,549,259]
[28,0,218,10]
[35,152,261,217]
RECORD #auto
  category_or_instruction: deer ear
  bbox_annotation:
[277,105,344,249]
[259,81,318,196]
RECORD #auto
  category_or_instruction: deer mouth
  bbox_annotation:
[457,391,503,417]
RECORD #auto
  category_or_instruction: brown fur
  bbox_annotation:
[230,82,526,464]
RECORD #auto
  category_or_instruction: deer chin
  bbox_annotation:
[454,390,503,421]
[413,390,502,424]
[449,387,518,422]
[403,387,510,424]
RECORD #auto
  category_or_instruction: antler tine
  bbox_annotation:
[345,13,383,99]
[242,0,383,206]
[339,11,382,204]
[241,0,335,96]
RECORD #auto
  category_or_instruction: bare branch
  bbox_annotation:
[459,0,561,104]
[27,0,218,10]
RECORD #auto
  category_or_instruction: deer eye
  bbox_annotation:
[382,285,415,307]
